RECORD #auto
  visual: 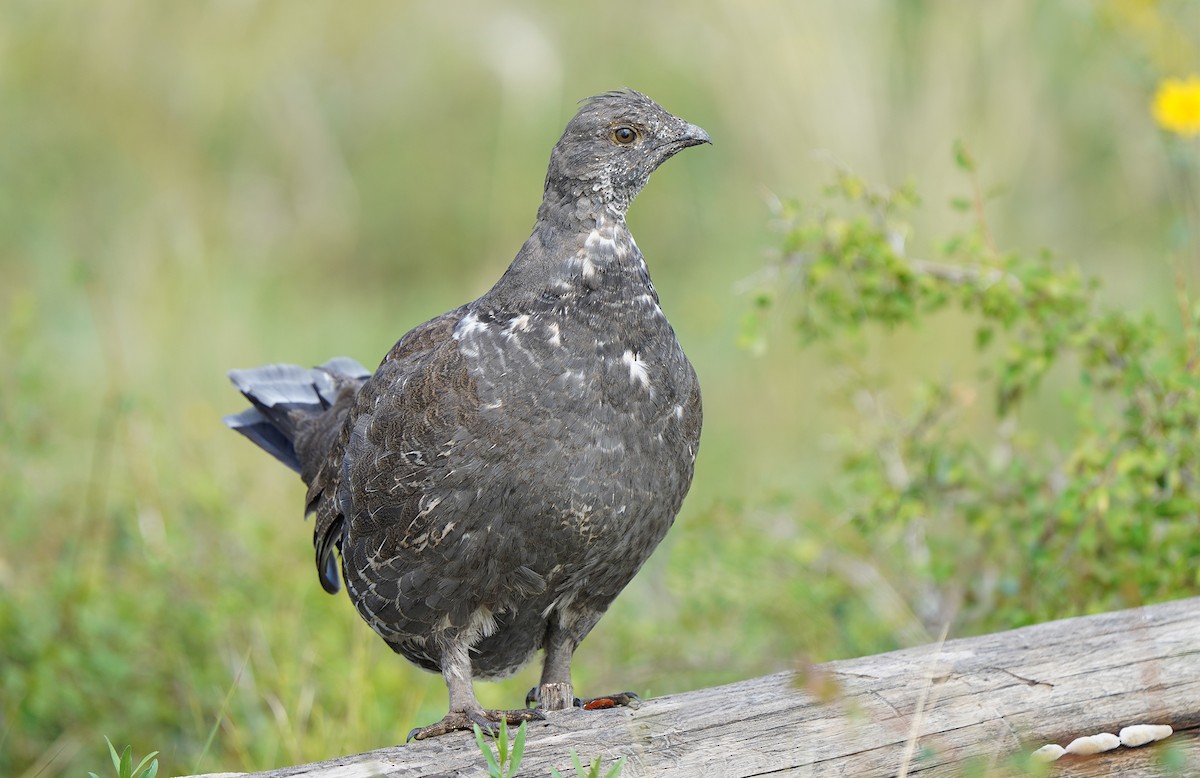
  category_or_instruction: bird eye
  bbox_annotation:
[612,126,638,145]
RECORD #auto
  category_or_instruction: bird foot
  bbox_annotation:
[525,685,641,711]
[405,707,544,742]
[577,691,641,711]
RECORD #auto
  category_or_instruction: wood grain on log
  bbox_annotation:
[188,596,1200,777]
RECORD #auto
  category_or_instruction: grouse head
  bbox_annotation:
[543,90,710,214]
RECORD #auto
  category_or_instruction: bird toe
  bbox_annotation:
[406,707,544,742]
[577,691,641,710]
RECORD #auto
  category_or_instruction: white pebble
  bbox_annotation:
[1119,724,1173,747]
[1064,733,1120,755]
[1030,744,1065,762]
[1064,736,1101,755]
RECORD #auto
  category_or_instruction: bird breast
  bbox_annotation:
[448,289,696,546]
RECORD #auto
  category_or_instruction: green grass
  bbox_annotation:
[550,750,626,778]
[3,2,1199,777]
[473,720,527,778]
[88,738,159,778]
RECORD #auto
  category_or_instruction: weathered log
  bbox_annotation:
[190,596,1200,777]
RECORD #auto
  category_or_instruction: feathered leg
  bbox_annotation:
[406,641,543,741]
[527,620,640,712]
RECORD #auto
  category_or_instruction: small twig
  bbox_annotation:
[954,141,1000,256]
[968,169,999,257]
[908,257,1021,290]
[777,249,1022,293]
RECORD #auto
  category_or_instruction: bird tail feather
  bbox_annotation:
[224,357,371,473]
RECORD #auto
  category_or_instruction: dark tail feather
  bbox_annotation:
[224,358,371,473]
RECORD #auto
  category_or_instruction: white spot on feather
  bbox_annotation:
[673,404,684,419]
[584,225,628,258]
[547,322,562,347]
[622,350,651,390]
[467,606,499,639]
[586,229,616,250]
[559,368,585,388]
[416,494,443,519]
[541,591,578,618]
[453,313,488,340]
[505,314,532,336]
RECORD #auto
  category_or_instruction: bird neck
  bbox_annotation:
[537,179,626,225]
[477,194,654,315]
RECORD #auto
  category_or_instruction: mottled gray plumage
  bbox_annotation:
[225,90,708,739]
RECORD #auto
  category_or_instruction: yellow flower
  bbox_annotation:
[1153,76,1200,137]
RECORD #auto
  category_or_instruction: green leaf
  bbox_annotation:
[975,325,994,350]
[473,724,500,776]
[132,751,160,778]
[508,721,527,776]
[495,719,509,764]
[119,745,133,778]
[953,139,976,172]
[105,737,121,776]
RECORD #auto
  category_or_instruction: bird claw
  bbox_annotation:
[577,691,641,710]
[525,686,642,711]
[405,707,544,742]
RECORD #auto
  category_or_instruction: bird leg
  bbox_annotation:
[532,620,575,710]
[407,642,543,741]
[525,621,641,712]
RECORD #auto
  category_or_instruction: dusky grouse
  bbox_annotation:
[225,90,708,740]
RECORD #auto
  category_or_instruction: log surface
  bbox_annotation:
[190,596,1200,777]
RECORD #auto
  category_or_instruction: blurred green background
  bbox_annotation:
[2,1,1196,776]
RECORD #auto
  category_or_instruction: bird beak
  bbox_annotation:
[680,122,712,147]
[654,119,711,169]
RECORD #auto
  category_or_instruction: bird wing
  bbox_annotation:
[305,306,467,593]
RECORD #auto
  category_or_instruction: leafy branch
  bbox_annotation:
[747,155,1200,632]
